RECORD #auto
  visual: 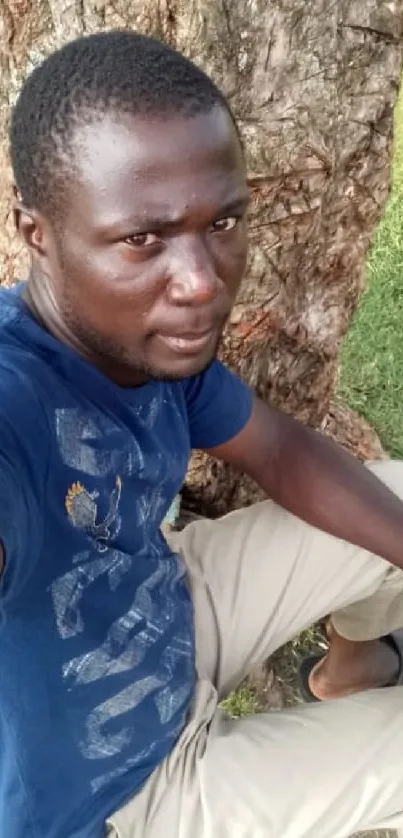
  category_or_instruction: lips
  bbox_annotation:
[158,329,216,354]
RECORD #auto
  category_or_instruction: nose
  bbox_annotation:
[167,235,220,306]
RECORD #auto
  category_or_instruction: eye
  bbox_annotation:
[211,216,239,233]
[124,232,161,248]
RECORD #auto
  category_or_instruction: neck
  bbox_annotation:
[22,279,148,388]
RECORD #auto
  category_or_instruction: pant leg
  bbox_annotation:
[169,461,403,699]
[333,461,403,640]
[107,683,403,838]
[197,686,403,838]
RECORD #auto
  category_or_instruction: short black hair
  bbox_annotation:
[10,30,232,216]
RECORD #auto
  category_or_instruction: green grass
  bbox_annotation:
[338,89,403,457]
[221,686,261,718]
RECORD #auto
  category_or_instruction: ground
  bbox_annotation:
[219,85,403,838]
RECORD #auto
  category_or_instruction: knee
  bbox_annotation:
[365,459,403,500]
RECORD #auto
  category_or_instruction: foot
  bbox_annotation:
[308,636,400,701]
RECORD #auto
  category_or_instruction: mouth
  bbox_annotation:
[157,329,217,355]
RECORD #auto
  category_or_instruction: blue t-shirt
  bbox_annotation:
[0,287,253,838]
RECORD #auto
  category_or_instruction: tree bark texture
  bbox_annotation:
[0,1,402,514]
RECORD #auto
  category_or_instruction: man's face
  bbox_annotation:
[26,106,249,385]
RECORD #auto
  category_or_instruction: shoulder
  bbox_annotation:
[0,348,51,599]
[0,344,51,472]
[180,360,253,449]
[181,358,242,397]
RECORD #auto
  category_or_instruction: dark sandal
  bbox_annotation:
[298,629,403,704]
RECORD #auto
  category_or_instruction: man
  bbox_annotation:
[2,29,403,838]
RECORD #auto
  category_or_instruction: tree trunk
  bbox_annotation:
[0,1,402,514]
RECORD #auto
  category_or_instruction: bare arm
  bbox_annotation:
[208,397,403,571]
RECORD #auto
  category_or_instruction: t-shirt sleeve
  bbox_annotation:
[182,359,253,450]
[0,372,49,604]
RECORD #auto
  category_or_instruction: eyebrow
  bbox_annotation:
[101,194,251,235]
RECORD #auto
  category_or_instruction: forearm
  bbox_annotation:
[269,417,403,569]
[210,397,403,570]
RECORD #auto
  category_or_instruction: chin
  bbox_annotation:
[149,350,216,381]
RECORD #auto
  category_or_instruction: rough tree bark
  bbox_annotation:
[0,1,402,515]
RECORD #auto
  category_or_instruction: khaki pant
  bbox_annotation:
[107,461,403,838]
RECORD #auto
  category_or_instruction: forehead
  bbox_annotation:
[67,107,247,225]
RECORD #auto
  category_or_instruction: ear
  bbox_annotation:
[14,202,49,259]
[14,200,57,279]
